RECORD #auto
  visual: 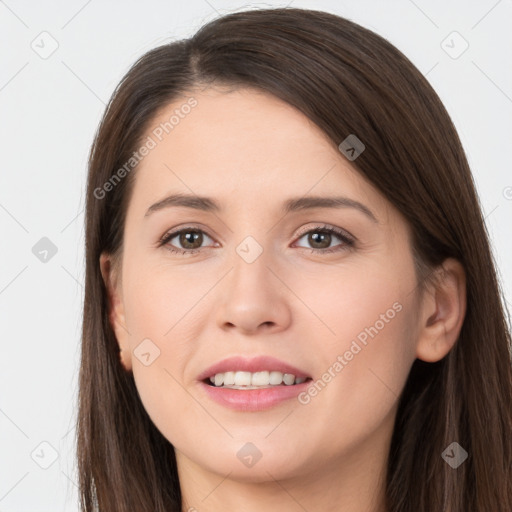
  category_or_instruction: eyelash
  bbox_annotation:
[157,224,355,256]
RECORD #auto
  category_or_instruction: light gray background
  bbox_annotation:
[1,0,511,510]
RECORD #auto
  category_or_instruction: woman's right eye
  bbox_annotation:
[159,227,216,255]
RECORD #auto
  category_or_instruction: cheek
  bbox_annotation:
[121,256,225,425]
[295,257,414,356]
[291,259,418,449]
[123,258,210,343]
[119,261,195,399]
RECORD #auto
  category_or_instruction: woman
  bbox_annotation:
[78,7,512,511]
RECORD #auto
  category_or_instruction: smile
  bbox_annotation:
[206,370,308,388]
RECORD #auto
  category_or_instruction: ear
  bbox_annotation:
[415,258,467,362]
[99,252,132,372]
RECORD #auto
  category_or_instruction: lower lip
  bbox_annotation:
[198,380,312,411]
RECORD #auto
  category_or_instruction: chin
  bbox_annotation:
[193,444,310,483]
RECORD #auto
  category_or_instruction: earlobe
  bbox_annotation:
[99,252,133,372]
[118,346,133,372]
[415,258,467,363]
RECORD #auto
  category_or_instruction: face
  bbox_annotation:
[103,86,425,483]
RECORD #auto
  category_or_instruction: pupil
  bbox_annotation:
[310,232,330,249]
[181,231,201,248]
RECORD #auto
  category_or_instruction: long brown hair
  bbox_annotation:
[78,7,512,511]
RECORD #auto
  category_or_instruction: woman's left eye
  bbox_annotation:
[293,226,355,253]
[158,225,355,255]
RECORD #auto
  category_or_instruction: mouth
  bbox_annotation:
[203,370,312,389]
[197,356,313,411]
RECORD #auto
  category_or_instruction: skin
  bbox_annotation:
[100,86,466,512]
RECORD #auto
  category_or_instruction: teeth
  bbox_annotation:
[251,371,270,386]
[223,371,235,385]
[234,371,252,386]
[207,370,308,388]
[283,373,295,385]
[269,370,283,385]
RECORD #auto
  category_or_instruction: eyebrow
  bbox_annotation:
[144,193,378,223]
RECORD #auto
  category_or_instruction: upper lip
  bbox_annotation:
[197,356,311,381]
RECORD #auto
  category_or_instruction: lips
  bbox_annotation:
[196,356,313,411]
[197,355,311,382]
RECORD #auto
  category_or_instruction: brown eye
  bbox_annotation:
[159,228,216,254]
[177,230,203,250]
[307,231,332,249]
[294,225,355,254]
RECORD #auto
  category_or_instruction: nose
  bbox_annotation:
[215,245,292,335]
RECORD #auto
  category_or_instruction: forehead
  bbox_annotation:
[145,86,336,166]
[129,86,391,222]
